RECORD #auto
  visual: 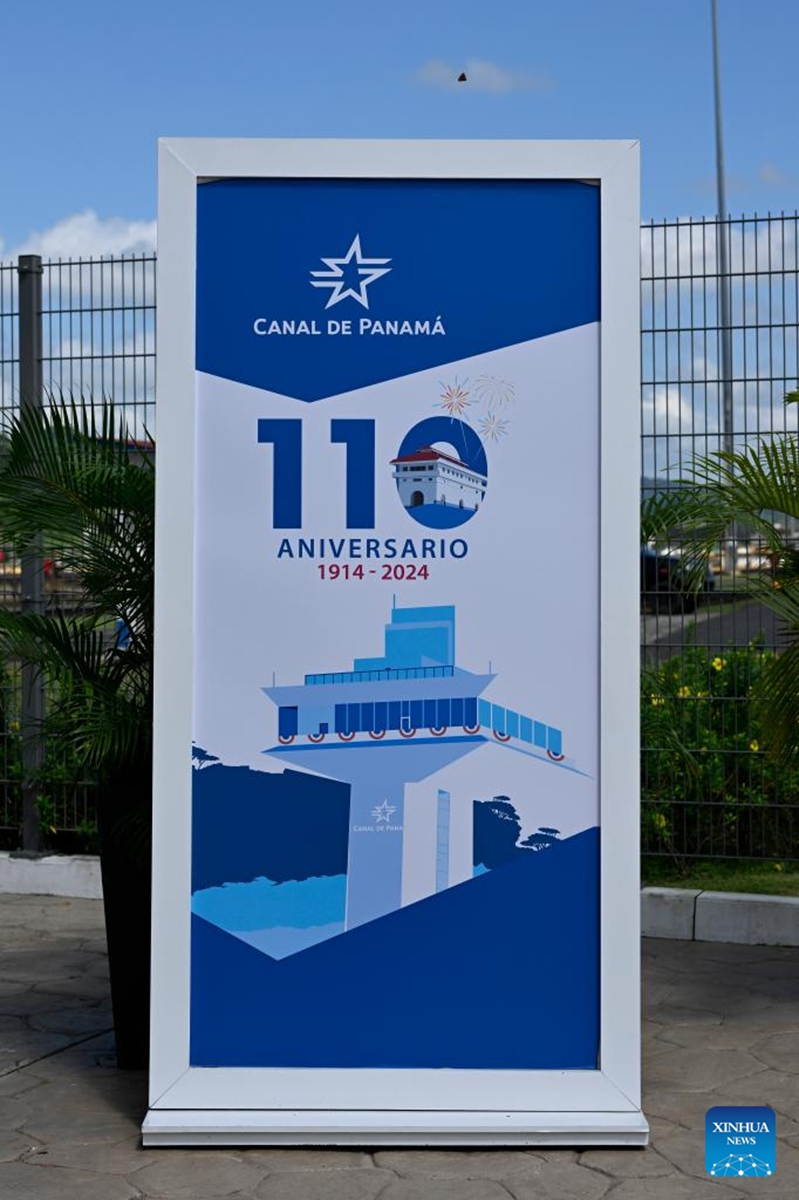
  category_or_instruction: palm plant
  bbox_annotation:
[642,398,799,766]
[0,398,154,1067]
[0,400,153,780]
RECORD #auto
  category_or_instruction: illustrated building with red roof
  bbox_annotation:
[390,445,487,513]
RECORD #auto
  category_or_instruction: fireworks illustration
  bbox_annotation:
[478,412,509,442]
[437,377,471,417]
[474,375,515,408]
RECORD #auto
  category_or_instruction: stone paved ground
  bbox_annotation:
[0,895,796,1199]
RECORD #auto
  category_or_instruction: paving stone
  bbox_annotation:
[0,1071,46,1099]
[27,1041,128,1079]
[375,1149,542,1179]
[237,1149,374,1170]
[0,980,32,998]
[674,940,788,966]
[745,957,799,979]
[642,1089,712,1131]
[254,1168,395,1200]
[0,991,90,1017]
[502,1161,612,1199]
[743,978,799,1007]
[0,1161,138,1200]
[0,1095,35,1129]
[133,1152,267,1197]
[703,1070,799,1129]
[578,1146,673,1176]
[642,1040,675,1065]
[525,1149,580,1163]
[0,931,53,951]
[31,975,110,999]
[644,1047,766,1092]
[0,900,55,923]
[657,1128,799,1197]
[642,981,681,1008]
[23,1136,160,1174]
[608,1177,743,1200]
[655,1023,764,1052]
[675,985,774,1017]
[712,1002,799,1036]
[373,1179,510,1200]
[0,1129,43,1162]
[27,1005,112,1035]
[21,1114,141,1147]
[0,1030,75,1072]
[0,896,797,1199]
[76,936,110,953]
[642,1003,723,1027]
[646,1114,690,1141]
[750,1031,799,1074]
[21,1073,146,1114]
[0,1013,28,1032]
[0,949,93,983]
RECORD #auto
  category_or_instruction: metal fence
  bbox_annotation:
[641,214,799,862]
[0,254,155,848]
[0,216,797,859]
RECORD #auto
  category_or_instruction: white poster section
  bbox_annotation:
[145,139,645,1146]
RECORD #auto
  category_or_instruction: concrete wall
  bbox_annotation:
[0,852,102,900]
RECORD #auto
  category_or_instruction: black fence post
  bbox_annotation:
[17,254,45,855]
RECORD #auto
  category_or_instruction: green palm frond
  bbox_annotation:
[756,639,799,766]
[643,437,799,582]
[0,399,154,784]
[643,419,799,766]
[640,666,702,783]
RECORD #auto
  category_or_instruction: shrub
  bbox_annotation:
[641,642,799,863]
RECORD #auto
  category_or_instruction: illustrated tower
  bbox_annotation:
[263,603,567,930]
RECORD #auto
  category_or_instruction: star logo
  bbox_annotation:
[310,234,391,310]
[371,800,397,824]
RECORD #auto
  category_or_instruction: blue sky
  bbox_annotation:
[2,0,798,259]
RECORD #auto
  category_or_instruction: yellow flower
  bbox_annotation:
[678,685,692,698]
[749,739,760,752]
[774,862,784,872]
[9,720,20,733]
[650,695,665,707]
[654,813,668,831]
[712,656,725,671]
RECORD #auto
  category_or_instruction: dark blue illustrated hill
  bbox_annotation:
[191,826,600,1070]
[192,765,350,891]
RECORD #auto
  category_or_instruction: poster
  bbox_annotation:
[189,177,601,1070]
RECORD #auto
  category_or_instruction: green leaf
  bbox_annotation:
[0,399,153,784]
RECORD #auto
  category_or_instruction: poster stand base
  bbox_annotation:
[142,1108,649,1147]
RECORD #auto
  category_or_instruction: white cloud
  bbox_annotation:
[642,384,702,438]
[1,210,156,262]
[640,217,798,279]
[413,58,552,94]
[758,161,799,188]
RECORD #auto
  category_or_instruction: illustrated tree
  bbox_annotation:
[521,826,561,851]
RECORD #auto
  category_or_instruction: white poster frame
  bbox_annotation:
[144,138,645,1146]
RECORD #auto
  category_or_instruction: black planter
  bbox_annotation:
[96,777,152,1070]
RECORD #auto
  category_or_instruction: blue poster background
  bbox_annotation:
[196,178,599,401]
[191,176,601,1069]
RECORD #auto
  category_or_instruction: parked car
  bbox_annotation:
[640,546,714,613]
